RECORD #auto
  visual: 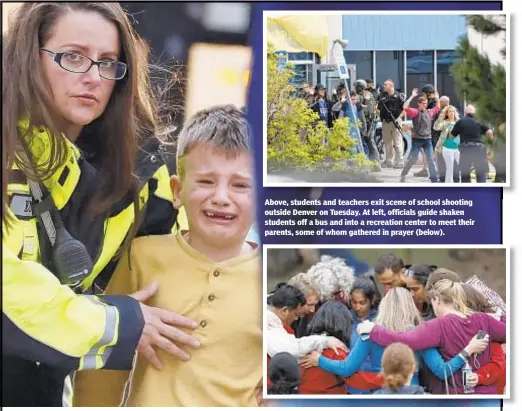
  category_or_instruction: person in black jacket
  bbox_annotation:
[450,104,495,183]
[377,80,405,168]
[310,84,333,128]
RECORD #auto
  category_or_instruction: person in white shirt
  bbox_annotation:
[266,284,347,358]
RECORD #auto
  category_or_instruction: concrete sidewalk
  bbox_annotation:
[267,162,496,184]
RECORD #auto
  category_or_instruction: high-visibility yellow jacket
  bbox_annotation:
[2,123,177,372]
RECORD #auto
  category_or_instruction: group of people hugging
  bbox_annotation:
[266,253,506,396]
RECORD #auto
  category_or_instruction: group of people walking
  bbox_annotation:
[396,84,495,183]
[296,78,496,183]
[297,78,381,163]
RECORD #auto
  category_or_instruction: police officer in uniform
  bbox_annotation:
[377,79,406,168]
[365,78,379,103]
[450,104,495,183]
[3,3,199,406]
[354,79,380,162]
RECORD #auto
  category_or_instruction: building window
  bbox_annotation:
[375,51,404,93]
[406,50,434,95]
[344,51,373,83]
[290,64,313,86]
[288,51,321,63]
[437,50,464,114]
[286,52,317,87]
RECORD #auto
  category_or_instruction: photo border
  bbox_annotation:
[262,244,511,400]
[262,10,510,188]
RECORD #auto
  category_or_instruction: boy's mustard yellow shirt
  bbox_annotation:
[73,232,262,407]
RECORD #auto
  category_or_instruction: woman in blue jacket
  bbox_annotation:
[346,276,380,393]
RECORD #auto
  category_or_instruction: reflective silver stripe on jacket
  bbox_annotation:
[79,296,118,370]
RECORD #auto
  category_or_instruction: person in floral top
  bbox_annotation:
[434,105,460,183]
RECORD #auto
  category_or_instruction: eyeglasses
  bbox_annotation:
[40,49,127,80]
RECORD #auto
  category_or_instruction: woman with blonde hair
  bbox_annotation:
[359,279,506,394]
[434,105,460,183]
[423,283,506,394]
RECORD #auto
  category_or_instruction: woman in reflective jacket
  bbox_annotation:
[2,3,199,406]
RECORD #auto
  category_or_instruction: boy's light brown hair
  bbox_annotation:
[380,343,416,392]
[175,104,252,179]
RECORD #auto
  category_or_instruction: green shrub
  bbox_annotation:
[266,42,376,176]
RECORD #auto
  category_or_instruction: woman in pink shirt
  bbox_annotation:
[358,279,505,394]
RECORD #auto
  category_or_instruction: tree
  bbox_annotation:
[451,15,506,182]
[266,42,376,181]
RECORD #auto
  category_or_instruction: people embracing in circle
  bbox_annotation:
[300,284,487,395]
[358,271,506,394]
[265,252,505,396]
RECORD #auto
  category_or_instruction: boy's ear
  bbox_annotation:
[170,175,183,210]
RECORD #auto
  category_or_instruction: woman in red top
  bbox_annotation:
[299,301,352,394]
[461,284,506,394]
[299,301,382,394]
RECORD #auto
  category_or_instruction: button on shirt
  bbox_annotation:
[73,232,262,407]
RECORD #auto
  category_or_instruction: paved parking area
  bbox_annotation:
[266,163,496,184]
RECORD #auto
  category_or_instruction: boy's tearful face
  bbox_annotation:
[173,143,254,249]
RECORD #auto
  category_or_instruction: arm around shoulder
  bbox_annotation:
[266,328,327,358]
[370,320,442,351]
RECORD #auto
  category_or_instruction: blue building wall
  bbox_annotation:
[342,15,468,50]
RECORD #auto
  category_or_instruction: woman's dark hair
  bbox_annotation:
[375,253,404,276]
[269,283,306,310]
[3,3,159,226]
[404,264,438,287]
[462,283,496,314]
[268,352,301,395]
[306,301,353,345]
[350,276,380,309]
[313,85,327,100]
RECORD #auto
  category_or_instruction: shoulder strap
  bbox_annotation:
[17,151,93,289]
[19,152,58,247]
